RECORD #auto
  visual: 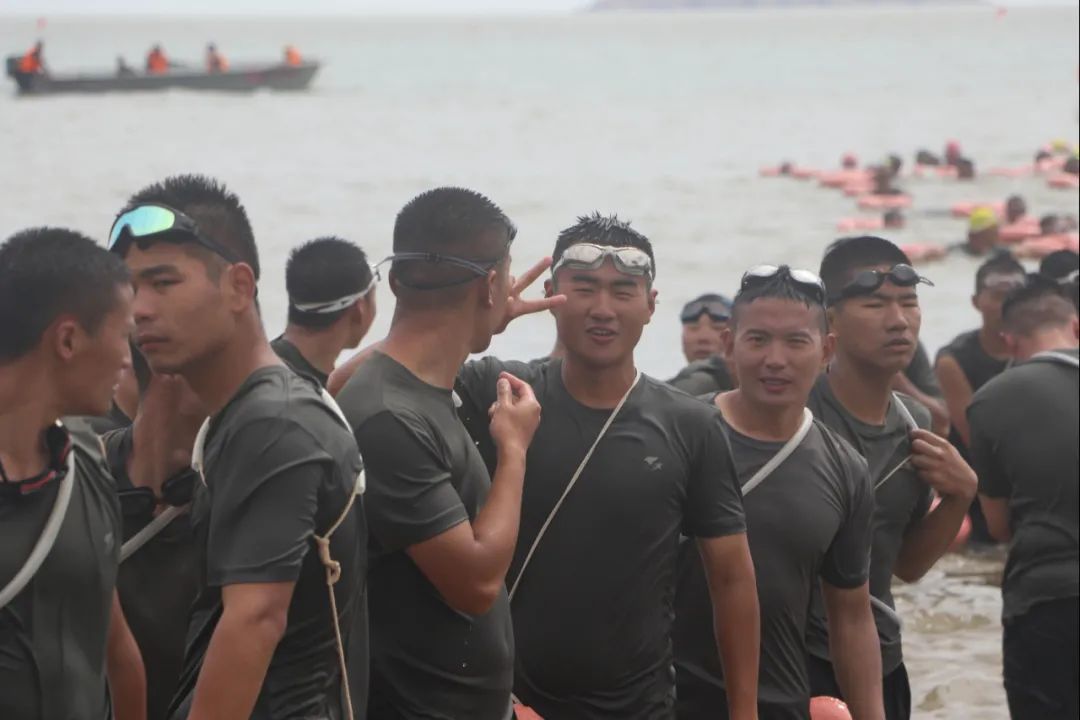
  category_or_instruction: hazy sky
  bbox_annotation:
[1,0,585,14]
[2,0,1073,14]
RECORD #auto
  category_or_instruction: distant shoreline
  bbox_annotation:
[589,0,982,11]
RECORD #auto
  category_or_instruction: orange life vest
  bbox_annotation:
[285,47,302,66]
[147,51,168,74]
[207,52,228,72]
[18,49,42,74]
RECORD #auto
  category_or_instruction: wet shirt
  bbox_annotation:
[272,335,330,388]
[0,421,121,720]
[805,375,933,674]
[169,366,365,720]
[337,351,514,720]
[968,348,1080,620]
[102,426,200,720]
[936,329,1009,456]
[667,355,735,396]
[673,410,873,719]
[456,357,745,720]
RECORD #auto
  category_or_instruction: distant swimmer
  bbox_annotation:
[16,40,45,74]
[284,45,303,66]
[965,207,1001,255]
[915,149,940,166]
[841,152,859,170]
[115,55,134,77]
[1065,153,1080,176]
[145,44,169,74]
[883,209,905,229]
[1004,195,1028,224]
[871,165,903,196]
[944,140,963,167]
[955,157,976,180]
[205,43,227,73]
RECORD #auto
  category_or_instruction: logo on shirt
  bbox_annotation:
[644,456,663,471]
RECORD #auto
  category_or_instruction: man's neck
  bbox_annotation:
[380,311,474,390]
[979,323,1010,358]
[0,365,61,479]
[561,352,638,409]
[1015,330,1080,361]
[282,324,345,377]
[717,389,805,443]
[185,320,280,415]
[827,353,895,426]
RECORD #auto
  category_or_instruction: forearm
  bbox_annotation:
[894,494,971,581]
[471,449,526,585]
[829,612,884,720]
[188,605,284,719]
[107,596,146,720]
[708,553,760,720]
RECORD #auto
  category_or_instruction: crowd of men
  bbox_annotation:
[1,175,1077,720]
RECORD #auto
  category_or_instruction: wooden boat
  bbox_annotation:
[6,57,320,95]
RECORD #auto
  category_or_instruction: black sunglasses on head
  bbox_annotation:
[830,263,933,305]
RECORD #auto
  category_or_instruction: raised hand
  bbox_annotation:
[488,372,542,457]
[909,428,977,501]
[495,256,567,334]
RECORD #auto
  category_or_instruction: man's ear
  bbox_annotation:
[721,325,735,359]
[822,331,837,370]
[1001,330,1020,358]
[644,287,658,324]
[51,316,83,362]
[225,262,258,311]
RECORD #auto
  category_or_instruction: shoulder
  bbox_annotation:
[640,374,724,431]
[63,418,120,496]
[936,330,976,361]
[810,419,868,478]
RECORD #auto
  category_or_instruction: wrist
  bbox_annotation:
[495,444,527,465]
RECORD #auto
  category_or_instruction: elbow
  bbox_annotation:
[892,557,928,584]
[444,581,502,617]
[236,603,289,646]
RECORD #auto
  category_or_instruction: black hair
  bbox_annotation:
[285,237,372,328]
[1039,249,1079,281]
[392,187,515,292]
[975,252,1025,293]
[1034,149,1051,163]
[888,154,903,173]
[120,174,259,279]
[1065,156,1080,176]
[883,209,904,225]
[552,213,656,280]
[1002,275,1077,334]
[1038,214,1061,235]
[819,235,911,301]
[731,269,827,333]
[0,227,130,363]
[955,158,976,179]
[915,150,940,166]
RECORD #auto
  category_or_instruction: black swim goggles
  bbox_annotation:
[550,243,654,279]
[680,296,732,323]
[740,264,827,305]
[117,467,198,521]
[382,233,514,291]
[108,203,239,263]
[830,263,933,305]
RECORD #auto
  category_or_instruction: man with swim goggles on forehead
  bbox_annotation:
[935,253,1026,544]
[272,237,378,388]
[806,237,977,720]
[668,293,738,396]
[674,264,885,720]
[109,175,366,720]
[455,213,760,720]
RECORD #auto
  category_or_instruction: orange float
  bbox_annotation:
[1047,174,1080,189]
[791,167,819,180]
[987,166,1034,178]
[819,170,871,189]
[900,243,949,264]
[999,218,1041,244]
[857,194,912,210]
[1014,233,1080,259]
[810,696,852,720]
[836,216,885,232]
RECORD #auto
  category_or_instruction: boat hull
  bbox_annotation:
[6,60,320,95]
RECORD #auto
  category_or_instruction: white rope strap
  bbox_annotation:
[508,372,641,602]
[0,426,76,609]
[121,504,188,562]
[876,393,918,492]
[740,408,814,496]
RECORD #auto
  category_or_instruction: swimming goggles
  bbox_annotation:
[740,264,827,305]
[680,296,732,323]
[382,232,513,290]
[831,263,933,304]
[108,203,239,263]
[290,265,379,314]
[550,243,654,279]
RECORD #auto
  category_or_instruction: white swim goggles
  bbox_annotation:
[290,265,379,314]
[550,243,654,279]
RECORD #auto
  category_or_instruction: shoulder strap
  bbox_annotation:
[891,392,919,431]
[740,408,814,496]
[1032,350,1080,369]
[0,426,77,610]
[508,372,642,602]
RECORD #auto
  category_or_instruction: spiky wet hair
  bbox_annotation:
[552,213,656,278]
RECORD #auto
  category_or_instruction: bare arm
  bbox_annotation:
[822,582,885,720]
[408,373,539,616]
[327,341,383,397]
[894,430,977,582]
[106,592,146,720]
[697,534,760,720]
[188,582,294,720]
[978,495,1011,541]
[891,372,950,437]
[934,355,974,446]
